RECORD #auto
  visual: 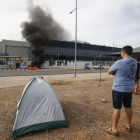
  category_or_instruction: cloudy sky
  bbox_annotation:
[0,0,140,48]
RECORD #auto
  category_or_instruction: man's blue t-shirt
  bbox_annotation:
[110,57,137,92]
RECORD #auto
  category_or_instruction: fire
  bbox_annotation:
[28,66,39,70]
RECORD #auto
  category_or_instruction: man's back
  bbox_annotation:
[110,57,137,92]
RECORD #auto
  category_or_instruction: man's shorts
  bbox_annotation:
[135,78,139,86]
[112,90,132,109]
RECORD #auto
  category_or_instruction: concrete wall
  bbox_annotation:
[0,42,4,53]
[43,61,107,68]
[6,46,29,58]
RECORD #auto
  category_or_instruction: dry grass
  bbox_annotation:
[0,78,140,140]
[49,80,75,85]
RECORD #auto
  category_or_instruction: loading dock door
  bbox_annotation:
[16,63,20,68]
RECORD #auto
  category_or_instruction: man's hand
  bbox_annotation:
[108,68,114,75]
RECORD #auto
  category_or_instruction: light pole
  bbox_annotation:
[70,0,77,77]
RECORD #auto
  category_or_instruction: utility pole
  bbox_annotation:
[99,53,102,86]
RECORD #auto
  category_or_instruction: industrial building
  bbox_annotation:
[0,39,121,69]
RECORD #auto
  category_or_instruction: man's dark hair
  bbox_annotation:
[122,45,133,56]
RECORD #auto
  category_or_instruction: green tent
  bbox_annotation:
[11,77,68,139]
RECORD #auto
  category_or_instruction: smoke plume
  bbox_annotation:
[21,1,71,67]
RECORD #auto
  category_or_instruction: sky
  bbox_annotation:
[0,0,140,48]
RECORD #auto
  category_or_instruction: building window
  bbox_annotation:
[77,49,80,56]
[46,47,50,53]
[85,50,87,56]
[90,50,92,56]
[72,48,74,54]
[0,60,5,65]
[91,50,94,56]
[87,50,90,56]
[63,48,66,55]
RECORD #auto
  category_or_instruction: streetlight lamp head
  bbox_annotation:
[70,8,76,14]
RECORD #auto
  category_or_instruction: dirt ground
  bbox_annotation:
[0,78,140,140]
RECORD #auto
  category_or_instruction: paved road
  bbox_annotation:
[0,68,108,77]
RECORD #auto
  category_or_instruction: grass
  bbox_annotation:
[49,80,74,85]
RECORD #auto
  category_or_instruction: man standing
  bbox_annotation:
[106,45,137,137]
[134,58,139,95]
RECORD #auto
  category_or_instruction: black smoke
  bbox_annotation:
[21,1,71,68]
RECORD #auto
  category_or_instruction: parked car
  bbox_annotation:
[93,64,104,69]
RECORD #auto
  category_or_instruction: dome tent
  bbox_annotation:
[11,77,68,139]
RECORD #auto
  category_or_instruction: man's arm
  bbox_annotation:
[108,68,114,75]
[108,60,120,75]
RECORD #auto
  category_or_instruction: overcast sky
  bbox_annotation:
[0,0,140,48]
